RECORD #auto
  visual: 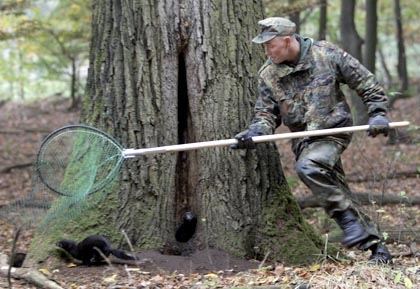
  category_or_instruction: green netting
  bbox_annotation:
[0,125,126,231]
[0,173,54,230]
[36,125,125,197]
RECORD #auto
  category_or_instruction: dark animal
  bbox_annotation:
[175,211,197,242]
[56,235,136,266]
[9,252,26,268]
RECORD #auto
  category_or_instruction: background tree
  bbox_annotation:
[318,0,327,40]
[262,0,319,31]
[363,0,377,73]
[392,0,408,93]
[0,0,36,100]
[0,0,91,105]
[27,0,328,267]
[339,0,368,125]
[28,0,92,109]
[288,0,301,33]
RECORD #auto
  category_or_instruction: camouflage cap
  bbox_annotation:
[252,17,296,44]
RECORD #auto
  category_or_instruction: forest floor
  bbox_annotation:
[0,96,420,288]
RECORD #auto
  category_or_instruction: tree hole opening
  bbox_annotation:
[177,54,189,145]
[174,53,194,220]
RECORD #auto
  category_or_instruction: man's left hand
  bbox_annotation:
[367,115,390,137]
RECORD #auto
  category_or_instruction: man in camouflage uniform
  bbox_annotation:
[232,17,392,264]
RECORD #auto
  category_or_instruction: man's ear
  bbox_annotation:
[284,36,292,45]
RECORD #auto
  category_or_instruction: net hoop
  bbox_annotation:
[35,125,125,196]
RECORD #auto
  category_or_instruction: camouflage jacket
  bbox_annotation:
[249,35,388,136]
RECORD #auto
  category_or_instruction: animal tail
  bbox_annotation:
[110,249,137,260]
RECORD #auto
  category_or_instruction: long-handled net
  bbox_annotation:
[35,122,410,197]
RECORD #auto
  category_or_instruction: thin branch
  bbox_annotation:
[0,253,64,289]
[297,192,420,208]
[0,162,33,174]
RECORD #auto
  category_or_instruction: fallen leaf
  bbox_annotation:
[309,264,321,272]
[204,273,218,279]
[274,264,285,275]
[103,274,117,283]
[38,268,51,275]
[404,277,413,289]
[394,271,402,284]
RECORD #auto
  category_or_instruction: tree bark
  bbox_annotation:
[288,0,300,33]
[318,0,327,40]
[393,0,409,92]
[363,0,377,73]
[339,0,368,125]
[28,0,331,267]
[376,47,393,89]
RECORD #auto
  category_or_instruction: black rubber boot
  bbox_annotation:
[368,243,392,264]
[333,209,371,248]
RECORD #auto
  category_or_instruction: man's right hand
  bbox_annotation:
[231,129,261,149]
[367,115,390,137]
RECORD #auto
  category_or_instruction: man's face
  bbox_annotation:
[263,36,288,64]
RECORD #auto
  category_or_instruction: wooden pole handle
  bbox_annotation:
[123,121,410,157]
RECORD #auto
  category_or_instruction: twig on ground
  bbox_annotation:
[7,227,21,289]
[258,251,270,269]
[394,242,419,258]
[297,192,420,208]
[0,253,64,289]
[0,162,33,174]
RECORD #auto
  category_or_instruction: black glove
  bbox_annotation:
[231,129,261,149]
[367,115,390,137]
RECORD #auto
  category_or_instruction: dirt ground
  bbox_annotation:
[0,96,419,288]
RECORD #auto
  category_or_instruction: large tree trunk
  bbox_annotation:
[339,0,368,125]
[28,0,330,266]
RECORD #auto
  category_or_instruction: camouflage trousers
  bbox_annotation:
[294,139,384,249]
